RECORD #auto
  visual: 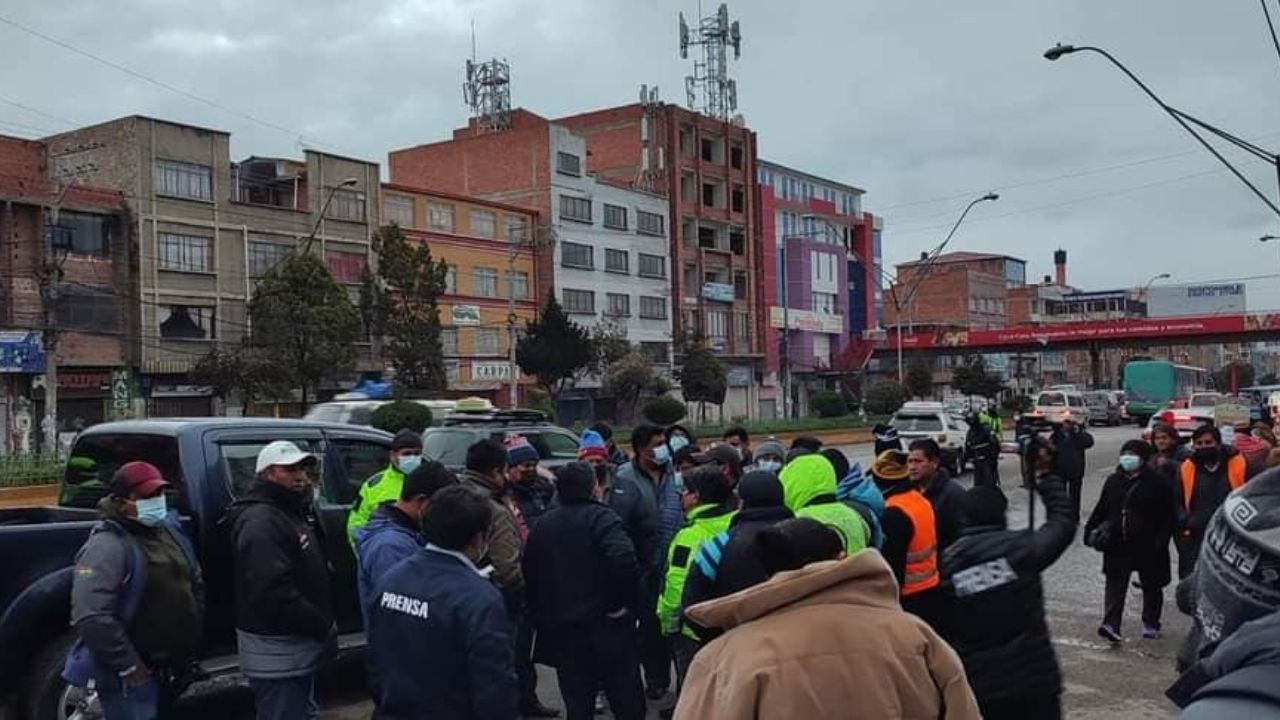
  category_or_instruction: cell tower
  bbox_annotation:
[679,3,742,121]
[462,30,512,135]
[637,84,664,193]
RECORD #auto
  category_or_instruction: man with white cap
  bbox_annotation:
[226,441,331,720]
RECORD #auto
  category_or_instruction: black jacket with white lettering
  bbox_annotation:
[939,476,1077,706]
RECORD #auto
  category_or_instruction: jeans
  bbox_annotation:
[553,617,645,720]
[98,678,159,720]
[637,572,671,693]
[1104,569,1164,632]
[248,675,318,720]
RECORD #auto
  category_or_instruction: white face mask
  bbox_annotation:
[756,459,782,473]
[134,494,168,528]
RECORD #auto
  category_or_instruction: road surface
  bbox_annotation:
[181,425,1185,719]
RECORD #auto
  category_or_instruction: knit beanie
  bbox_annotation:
[737,470,786,509]
[754,438,786,462]
[505,435,540,466]
[578,429,608,462]
[1189,466,1280,655]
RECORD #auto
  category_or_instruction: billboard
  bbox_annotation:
[1147,283,1246,318]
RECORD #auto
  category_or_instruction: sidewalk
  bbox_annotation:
[0,484,58,508]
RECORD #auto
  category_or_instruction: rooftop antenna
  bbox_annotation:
[462,23,511,135]
[637,84,663,192]
[680,3,743,120]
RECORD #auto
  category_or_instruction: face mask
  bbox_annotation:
[1194,447,1221,463]
[668,435,690,453]
[135,495,168,528]
[756,459,782,473]
[673,472,685,493]
[652,445,671,466]
[396,454,423,475]
[1118,454,1142,473]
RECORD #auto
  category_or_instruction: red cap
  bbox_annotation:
[112,461,171,498]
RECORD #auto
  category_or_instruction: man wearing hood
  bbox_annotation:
[908,439,968,551]
[836,460,886,549]
[779,453,868,554]
[1177,425,1247,578]
[940,448,1076,720]
[346,430,423,545]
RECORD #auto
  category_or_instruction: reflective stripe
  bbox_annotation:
[886,489,941,597]
[905,569,936,585]
[906,545,936,563]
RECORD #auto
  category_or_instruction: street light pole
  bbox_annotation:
[1045,44,1280,219]
[300,177,359,254]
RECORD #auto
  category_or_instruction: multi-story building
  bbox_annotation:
[41,115,381,415]
[755,159,882,418]
[389,109,681,414]
[886,251,1027,332]
[381,183,540,404]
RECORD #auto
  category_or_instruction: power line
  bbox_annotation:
[1264,0,1280,79]
[0,95,76,127]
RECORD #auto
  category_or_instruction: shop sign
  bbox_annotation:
[0,331,45,373]
[472,362,514,381]
[702,283,735,303]
[451,305,482,325]
[111,369,133,415]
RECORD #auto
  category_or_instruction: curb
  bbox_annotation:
[0,484,58,508]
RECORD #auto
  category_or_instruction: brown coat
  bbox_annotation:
[674,551,981,720]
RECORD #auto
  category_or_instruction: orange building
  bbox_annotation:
[381,184,539,405]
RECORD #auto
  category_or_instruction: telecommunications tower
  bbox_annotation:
[462,28,511,134]
[679,3,743,121]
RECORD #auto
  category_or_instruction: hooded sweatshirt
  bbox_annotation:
[674,552,981,720]
[354,503,424,624]
[836,461,886,549]
[780,454,868,554]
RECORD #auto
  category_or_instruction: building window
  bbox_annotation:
[158,232,212,272]
[706,309,728,345]
[326,251,365,284]
[679,125,695,156]
[640,341,669,363]
[637,210,665,237]
[159,305,215,340]
[50,211,113,256]
[638,253,666,279]
[445,265,457,293]
[556,151,582,177]
[605,293,631,317]
[248,241,291,278]
[561,242,594,269]
[733,271,748,300]
[605,248,630,274]
[153,160,212,201]
[701,136,723,164]
[384,195,414,227]
[812,292,837,315]
[441,327,458,356]
[506,270,529,300]
[427,202,456,232]
[559,195,592,223]
[475,327,501,356]
[729,142,744,169]
[729,229,745,255]
[683,264,698,296]
[731,185,745,213]
[562,288,595,314]
[639,296,667,319]
[734,312,750,346]
[682,308,699,338]
[326,189,366,222]
[506,216,530,242]
[470,210,496,239]
[56,284,120,332]
[603,204,628,230]
[702,182,721,208]
[681,171,697,203]
[472,267,499,297]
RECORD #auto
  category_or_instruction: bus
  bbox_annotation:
[1122,361,1209,423]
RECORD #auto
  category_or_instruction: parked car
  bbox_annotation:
[304,397,491,427]
[889,402,968,476]
[1025,389,1087,428]
[1083,391,1123,426]
[422,409,581,471]
[1150,393,1219,439]
[0,418,392,720]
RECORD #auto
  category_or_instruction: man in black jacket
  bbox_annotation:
[908,439,967,551]
[939,442,1077,720]
[1051,417,1094,520]
[523,462,645,720]
[228,441,332,720]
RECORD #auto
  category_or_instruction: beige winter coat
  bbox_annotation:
[674,550,981,720]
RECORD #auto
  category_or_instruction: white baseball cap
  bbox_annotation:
[256,441,317,474]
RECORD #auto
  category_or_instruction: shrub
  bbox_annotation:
[642,395,687,426]
[525,387,557,423]
[863,381,908,415]
[810,390,848,418]
[370,400,434,434]
[1002,394,1032,414]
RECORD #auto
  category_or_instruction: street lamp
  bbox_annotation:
[1044,43,1280,219]
[1143,272,1171,290]
[301,177,360,253]
[894,192,1000,383]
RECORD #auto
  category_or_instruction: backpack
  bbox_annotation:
[836,462,885,549]
[62,515,197,689]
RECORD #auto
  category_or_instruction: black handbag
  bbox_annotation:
[1085,477,1141,552]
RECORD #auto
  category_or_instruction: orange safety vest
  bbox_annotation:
[885,490,940,597]
[1179,454,1247,514]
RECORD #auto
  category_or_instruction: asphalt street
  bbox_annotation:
[183,425,1184,719]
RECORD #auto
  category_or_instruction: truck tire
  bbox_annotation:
[21,632,83,720]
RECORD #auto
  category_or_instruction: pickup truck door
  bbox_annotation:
[319,430,391,634]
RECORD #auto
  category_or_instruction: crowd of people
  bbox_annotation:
[60,410,1280,720]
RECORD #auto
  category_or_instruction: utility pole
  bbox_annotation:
[506,228,519,408]
[38,179,77,455]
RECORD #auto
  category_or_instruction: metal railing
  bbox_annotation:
[0,454,64,488]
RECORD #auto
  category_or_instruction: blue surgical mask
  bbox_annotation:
[396,454,423,475]
[756,459,782,473]
[673,471,685,492]
[669,435,690,453]
[1118,454,1142,473]
[135,495,168,528]
[653,445,671,466]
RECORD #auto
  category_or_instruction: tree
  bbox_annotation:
[248,252,362,406]
[1259,372,1279,386]
[905,361,934,399]
[810,390,848,418]
[589,321,632,378]
[370,400,434,434]
[190,342,291,411]
[863,381,908,415]
[361,225,450,391]
[642,395,687,426]
[1213,361,1255,392]
[679,341,728,423]
[952,355,1005,400]
[603,350,670,423]
[516,296,595,397]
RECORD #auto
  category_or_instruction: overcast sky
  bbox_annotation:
[3,0,1280,308]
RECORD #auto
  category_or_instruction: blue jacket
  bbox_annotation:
[836,461,886,549]
[355,503,423,625]
[368,546,517,720]
[610,460,682,573]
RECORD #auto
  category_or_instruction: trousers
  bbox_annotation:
[248,675,318,720]
[98,678,159,720]
[637,571,671,693]
[552,616,645,720]
[1104,569,1164,631]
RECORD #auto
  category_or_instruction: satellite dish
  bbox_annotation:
[678,12,690,58]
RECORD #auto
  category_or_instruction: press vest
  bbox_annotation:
[886,490,940,597]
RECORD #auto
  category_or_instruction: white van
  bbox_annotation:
[1026,389,1086,427]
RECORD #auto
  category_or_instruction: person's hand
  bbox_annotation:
[121,665,151,688]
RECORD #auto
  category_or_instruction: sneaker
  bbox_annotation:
[1097,624,1123,643]
[594,692,608,715]
[1142,625,1162,639]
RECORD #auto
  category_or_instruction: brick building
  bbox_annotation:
[381,183,540,403]
[886,251,1027,332]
